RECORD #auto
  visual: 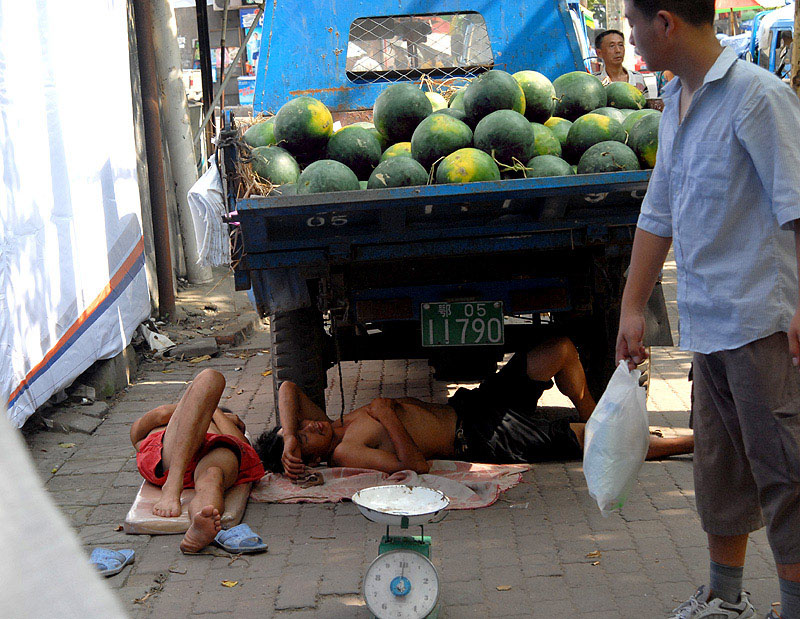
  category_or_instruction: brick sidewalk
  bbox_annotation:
[26,257,782,618]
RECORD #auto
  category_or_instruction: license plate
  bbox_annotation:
[421,301,504,347]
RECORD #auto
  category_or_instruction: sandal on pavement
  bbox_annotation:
[212,523,267,554]
[90,548,135,577]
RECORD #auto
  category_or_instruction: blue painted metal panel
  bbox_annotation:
[352,278,571,320]
[253,0,587,113]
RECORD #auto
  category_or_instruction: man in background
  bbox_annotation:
[594,28,648,91]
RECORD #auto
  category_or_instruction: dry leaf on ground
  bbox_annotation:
[221,580,239,588]
[189,355,212,363]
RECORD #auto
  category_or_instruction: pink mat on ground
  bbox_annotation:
[249,460,531,509]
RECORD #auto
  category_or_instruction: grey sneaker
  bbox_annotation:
[669,585,756,618]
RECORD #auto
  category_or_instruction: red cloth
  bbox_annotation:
[136,430,264,488]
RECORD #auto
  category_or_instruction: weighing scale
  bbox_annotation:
[352,485,450,619]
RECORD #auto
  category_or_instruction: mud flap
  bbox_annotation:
[250,268,312,317]
[643,282,673,347]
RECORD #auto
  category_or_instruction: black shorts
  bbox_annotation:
[448,353,582,464]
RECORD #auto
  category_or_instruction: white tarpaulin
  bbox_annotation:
[759,3,795,51]
[0,0,150,427]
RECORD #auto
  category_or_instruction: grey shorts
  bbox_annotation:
[692,331,800,563]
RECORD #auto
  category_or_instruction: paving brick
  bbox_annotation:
[318,566,363,595]
[274,573,319,610]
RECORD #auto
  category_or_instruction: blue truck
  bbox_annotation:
[227,0,671,409]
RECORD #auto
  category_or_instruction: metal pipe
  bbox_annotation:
[133,0,176,319]
[792,0,800,98]
[151,0,213,284]
[193,2,265,148]
[195,0,215,155]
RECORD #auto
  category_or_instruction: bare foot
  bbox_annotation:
[153,490,182,517]
[180,506,221,553]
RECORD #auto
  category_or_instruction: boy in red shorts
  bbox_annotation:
[130,369,264,553]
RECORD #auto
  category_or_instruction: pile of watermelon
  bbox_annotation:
[241,69,661,194]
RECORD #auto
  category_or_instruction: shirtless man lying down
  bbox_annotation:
[254,337,693,478]
[130,369,265,552]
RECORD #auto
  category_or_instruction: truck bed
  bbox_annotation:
[234,171,651,271]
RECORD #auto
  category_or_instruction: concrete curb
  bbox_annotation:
[214,314,261,347]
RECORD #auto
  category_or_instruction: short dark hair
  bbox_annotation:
[631,0,715,27]
[253,426,284,473]
[595,29,624,48]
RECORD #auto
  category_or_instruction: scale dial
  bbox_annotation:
[364,549,439,619]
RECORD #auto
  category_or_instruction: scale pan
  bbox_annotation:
[352,485,450,525]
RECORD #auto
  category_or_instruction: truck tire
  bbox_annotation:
[584,254,650,401]
[269,307,328,414]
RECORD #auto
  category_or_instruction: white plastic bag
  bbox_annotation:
[583,360,650,516]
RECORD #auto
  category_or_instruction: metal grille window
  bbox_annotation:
[346,12,493,83]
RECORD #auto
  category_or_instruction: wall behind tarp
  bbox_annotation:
[0,0,150,427]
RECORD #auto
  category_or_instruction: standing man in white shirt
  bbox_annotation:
[616,1,800,618]
[594,28,648,91]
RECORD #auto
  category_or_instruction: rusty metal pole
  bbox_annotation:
[792,0,800,98]
[133,0,176,319]
[195,0,215,156]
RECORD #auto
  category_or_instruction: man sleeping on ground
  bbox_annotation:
[254,337,694,479]
[130,369,265,553]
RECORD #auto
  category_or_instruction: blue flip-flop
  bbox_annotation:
[212,524,267,554]
[90,548,135,577]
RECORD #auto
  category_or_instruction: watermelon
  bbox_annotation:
[605,82,647,110]
[411,113,473,170]
[359,180,369,190]
[513,70,555,124]
[380,142,412,162]
[524,155,575,177]
[531,123,562,157]
[553,72,606,121]
[349,121,389,151]
[592,106,628,125]
[243,118,276,148]
[565,113,626,162]
[627,113,660,168]
[296,159,360,194]
[433,108,468,123]
[463,70,526,124]
[275,183,297,196]
[544,117,572,149]
[373,84,433,143]
[326,126,382,180]
[448,89,466,110]
[473,109,535,165]
[425,92,448,111]
[622,109,660,134]
[578,141,640,174]
[436,148,501,184]
[250,146,300,185]
[273,96,333,156]
[367,157,429,189]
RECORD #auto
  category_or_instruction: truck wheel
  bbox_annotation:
[269,307,328,414]
[584,330,650,401]
[584,255,651,401]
